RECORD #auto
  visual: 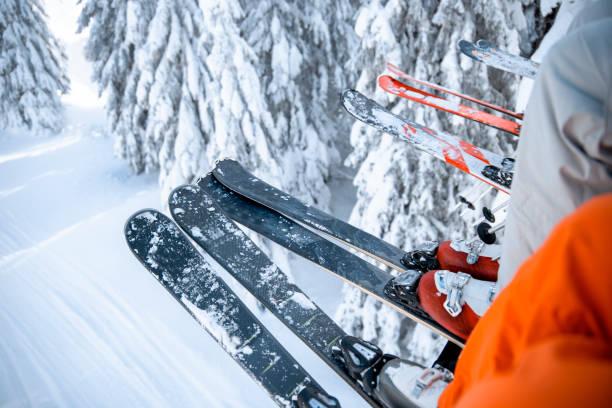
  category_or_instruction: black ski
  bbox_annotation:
[212,159,408,272]
[170,184,389,407]
[124,210,337,408]
[196,174,465,347]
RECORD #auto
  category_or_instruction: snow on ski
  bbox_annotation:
[378,75,521,136]
[386,62,524,119]
[199,173,466,347]
[458,39,539,79]
[212,159,408,272]
[124,210,334,408]
[342,89,513,194]
[168,183,384,408]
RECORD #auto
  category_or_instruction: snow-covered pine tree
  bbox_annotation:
[78,0,357,210]
[336,0,555,362]
[238,0,358,206]
[0,0,69,132]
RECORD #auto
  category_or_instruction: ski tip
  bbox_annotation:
[377,74,392,88]
[341,88,358,101]
[214,157,238,169]
[125,208,162,231]
[457,40,476,52]
[341,89,375,120]
[124,208,165,249]
[378,75,392,88]
[458,39,481,62]
[213,157,241,177]
[340,89,359,111]
[168,184,202,209]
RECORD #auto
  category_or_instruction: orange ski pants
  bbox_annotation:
[439,194,612,408]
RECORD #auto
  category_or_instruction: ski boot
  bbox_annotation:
[390,240,500,340]
[418,240,499,340]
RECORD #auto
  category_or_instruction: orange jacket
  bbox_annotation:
[439,194,612,408]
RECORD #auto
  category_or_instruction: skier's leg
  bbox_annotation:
[439,194,612,408]
[497,15,612,289]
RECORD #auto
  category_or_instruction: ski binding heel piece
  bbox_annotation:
[400,241,440,271]
[294,385,341,408]
[331,336,397,396]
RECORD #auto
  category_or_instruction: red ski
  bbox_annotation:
[386,62,523,120]
[378,75,521,136]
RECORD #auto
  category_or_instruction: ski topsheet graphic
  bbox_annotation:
[124,210,334,408]
[199,172,466,347]
[168,184,383,407]
[458,39,539,79]
[386,62,523,119]
[378,75,521,136]
[342,89,513,193]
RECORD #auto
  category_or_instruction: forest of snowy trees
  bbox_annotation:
[1,0,560,361]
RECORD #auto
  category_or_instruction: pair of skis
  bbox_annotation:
[206,160,465,346]
[126,159,461,408]
[126,210,335,407]
[348,40,538,195]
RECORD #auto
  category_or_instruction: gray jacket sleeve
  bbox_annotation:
[497,7,612,289]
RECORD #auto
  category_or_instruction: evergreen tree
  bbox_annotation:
[0,0,69,132]
[239,0,358,205]
[335,0,554,362]
[78,0,357,207]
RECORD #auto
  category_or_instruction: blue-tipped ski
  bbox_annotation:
[458,39,539,79]
[124,210,337,408]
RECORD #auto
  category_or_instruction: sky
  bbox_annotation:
[43,0,104,108]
